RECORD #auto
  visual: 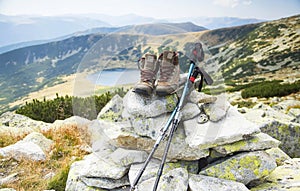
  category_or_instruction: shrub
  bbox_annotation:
[15,88,128,123]
[241,80,300,98]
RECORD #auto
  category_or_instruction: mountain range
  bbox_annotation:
[0,14,299,113]
[0,13,264,49]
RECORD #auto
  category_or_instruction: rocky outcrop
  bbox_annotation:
[1,89,298,190]
[64,89,290,190]
[242,102,300,157]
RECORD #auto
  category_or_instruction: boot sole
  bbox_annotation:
[134,88,152,96]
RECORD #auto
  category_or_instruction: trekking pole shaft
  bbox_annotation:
[152,62,196,190]
[152,119,178,191]
[130,107,178,191]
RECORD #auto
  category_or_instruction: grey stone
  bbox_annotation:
[0,173,18,186]
[109,148,148,167]
[212,133,281,156]
[202,94,230,122]
[0,141,46,161]
[0,111,51,132]
[80,175,129,190]
[260,120,300,158]
[250,158,300,191]
[136,168,188,191]
[184,106,260,149]
[22,132,53,153]
[66,153,129,190]
[189,174,250,191]
[122,90,177,119]
[181,102,201,121]
[200,151,277,185]
[97,94,124,122]
[265,147,291,166]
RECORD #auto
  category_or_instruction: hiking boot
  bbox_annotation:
[156,51,180,96]
[133,54,158,96]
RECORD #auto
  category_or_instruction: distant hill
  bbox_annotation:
[0,14,111,47]
[0,22,205,54]
[0,15,299,113]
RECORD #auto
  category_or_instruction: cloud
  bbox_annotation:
[213,0,252,8]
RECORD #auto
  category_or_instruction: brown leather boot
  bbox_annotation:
[156,51,180,96]
[133,54,158,96]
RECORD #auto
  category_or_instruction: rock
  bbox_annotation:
[80,175,129,190]
[0,189,17,191]
[260,120,300,157]
[129,159,199,188]
[202,94,230,122]
[97,94,124,122]
[244,103,294,125]
[109,148,148,167]
[265,147,291,166]
[181,102,201,121]
[0,141,46,161]
[188,91,218,104]
[0,173,18,186]
[272,100,300,111]
[0,111,51,132]
[129,159,177,185]
[289,108,300,123]
[129,114,171,139]
[184,106,260,149]
[189,174,250,191]
[97,118,209,161]
[211,133,280,156]
[200,151,277,185]
[52,116,91,130]
[122,90,177,119]
[136,168,188,191]
[251,158,300,191]
[22,132,53,152]
[66,153,129,190]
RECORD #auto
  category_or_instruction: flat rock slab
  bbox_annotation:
[189,174,250,191]
[184,106,261,149]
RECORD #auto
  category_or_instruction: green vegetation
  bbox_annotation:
[16,88,128,123]
[241,80,300,98]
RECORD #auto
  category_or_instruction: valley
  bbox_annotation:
[0,15,299,114]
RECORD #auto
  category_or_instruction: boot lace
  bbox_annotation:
[159,62,175,82]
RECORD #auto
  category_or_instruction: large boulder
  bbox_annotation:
[251,158,300,191]
[65,153,130,190]
[260,120,300,157]
[200,151,277,185]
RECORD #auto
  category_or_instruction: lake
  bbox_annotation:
[87,68,140,86]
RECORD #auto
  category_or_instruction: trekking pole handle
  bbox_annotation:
[189,66,200,83]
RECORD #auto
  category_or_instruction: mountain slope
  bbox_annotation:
[0,15,299,113]
[205,14,300,81]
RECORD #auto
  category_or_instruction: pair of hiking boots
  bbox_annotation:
[134,50,180,96]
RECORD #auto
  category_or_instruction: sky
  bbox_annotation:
[0,0,299,20]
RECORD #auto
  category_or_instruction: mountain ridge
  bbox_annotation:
[0,14,299,113]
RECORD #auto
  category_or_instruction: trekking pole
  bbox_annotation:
[130,43,207,191]
[152,60,201,191]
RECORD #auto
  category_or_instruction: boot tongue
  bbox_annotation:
[144,54,156,70]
